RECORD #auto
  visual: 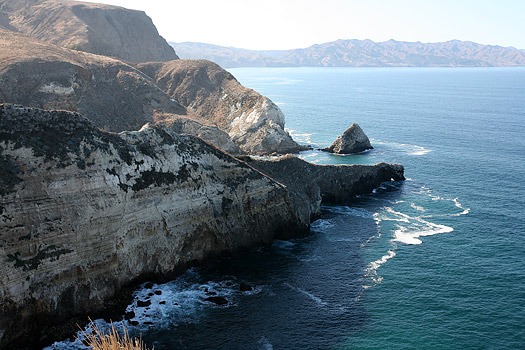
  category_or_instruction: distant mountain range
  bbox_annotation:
[170,39,525,68]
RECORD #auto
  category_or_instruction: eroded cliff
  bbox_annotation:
[0,104,404,347]
[0,0,178,62]
[0,104,303,347]
[0,29,240,154]
[137,60,305,155]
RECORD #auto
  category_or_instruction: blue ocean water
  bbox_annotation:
[46,68,525,350]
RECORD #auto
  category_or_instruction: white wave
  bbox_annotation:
[259,336,274,350]
[310,219,334,231]
[363,249,396,288]
[410,202,425,212]
[284,283,327,306]
[393,222,453,245]
[324,206,374,218]
[452,197,471,216]
[371,139,431,156]
[285,128,315,144]
[274,102,285,105]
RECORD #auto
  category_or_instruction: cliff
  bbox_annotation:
[171,39,525,67]
[0,104,404,348]
[0,104,303,347]
[136,60,305,155]
[0,0,178,62]
[244,154,404,225]
[0,29,299,155]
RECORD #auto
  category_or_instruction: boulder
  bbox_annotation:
[323,123,373,154]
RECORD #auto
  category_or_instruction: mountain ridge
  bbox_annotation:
[170,39,525,67]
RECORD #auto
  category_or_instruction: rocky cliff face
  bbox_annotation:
[0,104,403,347]
[137,60,306,155]
[0,104,303,347]
[0,29,240,154]
[0,0,178,62]
[0,29,299,156]
[245,154,404,225]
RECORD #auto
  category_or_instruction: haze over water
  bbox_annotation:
[47,67,525,350]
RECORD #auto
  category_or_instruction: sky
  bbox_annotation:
[80,0,525,50]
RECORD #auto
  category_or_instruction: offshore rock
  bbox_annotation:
[137,60,306,155]
[0,0,178,62]
[0,104,304,347]
[323,123,373,154]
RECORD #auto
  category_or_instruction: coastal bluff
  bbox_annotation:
[0,104,404,348]
[0,0,178,63]
[0,29,301,156]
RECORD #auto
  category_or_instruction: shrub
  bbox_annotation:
[79,319,151,350]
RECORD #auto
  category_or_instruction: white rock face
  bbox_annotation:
[0,104,303,346]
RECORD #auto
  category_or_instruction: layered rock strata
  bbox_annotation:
[0,104,304,347]
[137,60,306,155]
[245,154,404,224]
[0,0,178,62]
[323,123,373,154]
[0,104,404,347]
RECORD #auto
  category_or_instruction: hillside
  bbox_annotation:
[171,39,525,67]
[0,0,178,62]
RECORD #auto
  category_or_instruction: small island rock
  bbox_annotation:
[323,123,373,154]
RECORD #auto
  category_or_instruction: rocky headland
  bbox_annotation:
[0,105,404,347]
[0,29,300,155]
[0,0,405,347]
[137,60,305,155]
[0,0,178,62]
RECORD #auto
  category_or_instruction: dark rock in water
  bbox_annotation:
[147,292,154,297]
[125,311,135,320]
[136,300,151,308]
[144,283,154,289]
[159,301,166,305]
[203,296,228,305]
[323,123,373,154]
[154,290,162,295]
[129,321,139,326]
[246,155,404,228]
[240,282,253,292]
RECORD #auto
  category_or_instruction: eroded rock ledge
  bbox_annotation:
[244,154,404,226]
[0,104,403,348]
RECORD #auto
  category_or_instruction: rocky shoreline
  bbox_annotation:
[0,104,404,348]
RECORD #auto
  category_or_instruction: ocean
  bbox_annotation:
[46,67,525,350]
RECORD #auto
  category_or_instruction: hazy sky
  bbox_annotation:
[80,0,525,50]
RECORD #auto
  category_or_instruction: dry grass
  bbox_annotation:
[79,319,151,350]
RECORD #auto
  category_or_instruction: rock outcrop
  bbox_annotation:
[0,104,303,347]
[323,123,373,154]
[0,104,403,348]
[244,154,404,225]
[0,0,178,62]
[0,29,299,155]
[0,29,240,154]
[137,60,306,155]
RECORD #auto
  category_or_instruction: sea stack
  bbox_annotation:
[323,123,373,154]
